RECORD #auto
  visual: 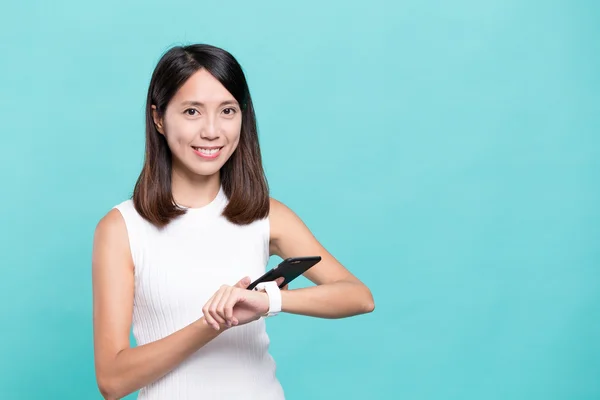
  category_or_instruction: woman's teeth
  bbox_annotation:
[194,147,220,155]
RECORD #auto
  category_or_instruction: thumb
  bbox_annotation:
[275,277,289,291]
[235,276,251,289]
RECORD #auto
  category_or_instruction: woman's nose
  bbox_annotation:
[200,117,220,139]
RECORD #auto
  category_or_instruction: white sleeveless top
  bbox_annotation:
[113,187,285,400]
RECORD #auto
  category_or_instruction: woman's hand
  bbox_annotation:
[202,277,285,330]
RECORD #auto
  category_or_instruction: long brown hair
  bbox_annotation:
[132,44,269,228]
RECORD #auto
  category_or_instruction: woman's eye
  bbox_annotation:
[223,107,237,115]
[185,109,199,116]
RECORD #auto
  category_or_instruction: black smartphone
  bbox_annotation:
[247,256,322,290]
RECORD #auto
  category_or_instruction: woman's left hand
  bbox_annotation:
[202,277,284,330]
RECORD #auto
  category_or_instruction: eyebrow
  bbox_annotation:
[180,100,238,108]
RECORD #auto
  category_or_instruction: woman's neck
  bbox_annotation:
[171,167,221,209]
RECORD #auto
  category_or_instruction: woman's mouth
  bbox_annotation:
[192,146,223,159]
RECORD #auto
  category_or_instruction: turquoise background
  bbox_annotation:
[1,0,599,399]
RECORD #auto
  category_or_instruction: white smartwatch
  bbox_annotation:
[253,281,282,317]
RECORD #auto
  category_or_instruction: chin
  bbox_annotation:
[190,166,222,177]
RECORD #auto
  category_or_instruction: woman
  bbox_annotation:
[92,43,375,400]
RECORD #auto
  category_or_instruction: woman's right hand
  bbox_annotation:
[201,276,285,330]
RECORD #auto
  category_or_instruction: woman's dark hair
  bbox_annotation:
[132,44,269,228]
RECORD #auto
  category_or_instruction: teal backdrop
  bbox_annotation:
[1,1,598,399]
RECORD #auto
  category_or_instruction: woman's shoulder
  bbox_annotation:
[95,205,130,238]
[268,197,285,227]
[94,199,142,242]
[269,197,303,222]
[268,197,288,217]
[109,199,149,227]
[92,205,135,280]
[268,197,308,240]
[112,198,135,215]
[93,207,130,258]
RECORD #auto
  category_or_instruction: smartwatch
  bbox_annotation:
[253,281,282,317]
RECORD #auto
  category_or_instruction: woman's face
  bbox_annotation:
[152,68,242,179]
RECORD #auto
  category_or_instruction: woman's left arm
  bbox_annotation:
[269,198,375,319]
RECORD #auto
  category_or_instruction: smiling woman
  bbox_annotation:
[134,46,269,227]
[91,44,374,400]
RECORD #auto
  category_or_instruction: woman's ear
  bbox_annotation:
[151,105,165,135]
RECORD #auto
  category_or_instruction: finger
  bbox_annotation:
[234,276,251,289]
[209,287,228,327]
[202,293,220,330]
[274,276,289,290]
[222,288,240,324]
[216,287,234,326]
[275,277,289,290]
[224,289,243,325]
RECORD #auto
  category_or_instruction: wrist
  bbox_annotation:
[254,281,282,317]
[258,291,270,315]
[279,288,288,313]
[193,317,225,336]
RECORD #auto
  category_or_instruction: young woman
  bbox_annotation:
[92,43,375,400]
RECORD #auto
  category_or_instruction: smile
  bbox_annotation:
[192,146,223,159]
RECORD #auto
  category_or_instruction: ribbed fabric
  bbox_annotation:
[113,186,285,399]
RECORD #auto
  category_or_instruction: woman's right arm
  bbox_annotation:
[92,209,223,400]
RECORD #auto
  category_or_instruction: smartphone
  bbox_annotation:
[247,256,322,290]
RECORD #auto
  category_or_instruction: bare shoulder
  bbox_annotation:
[96,208,126,235]
[268,197,308,241]
[94,209,128,246]
[269,197,308,224]
[268,196,287,218]
[268,196,302,249]
[93,208,133,272]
